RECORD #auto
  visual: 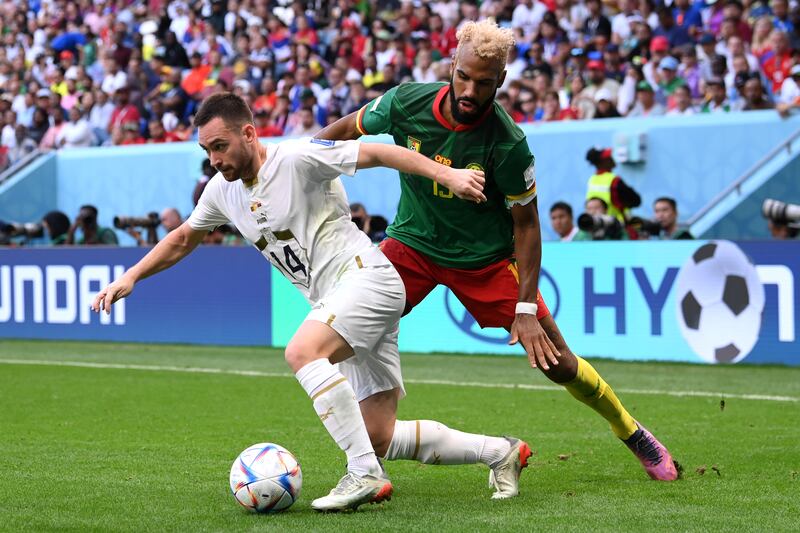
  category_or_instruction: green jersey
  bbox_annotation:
[356,82,536,268]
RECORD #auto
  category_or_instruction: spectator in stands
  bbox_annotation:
[667,84,697,115]
[742,76,774,110]
[119,122,146,145]
[57,106,94,148]
[701,77,731,112]
[287,106,322,137]
[580,59,620,110]
[108,86,140,137]
[7,124,37,164]
[594,88,622,119]
[550,201,579,241]
[628,81,666,116]
[583,0,612,41]
[656,56,686,109]
[762,30,793,94]
[653,197,694,239]
[27,107,50,146]
[42,210,71,245]
[147,118,182,143]
[654,6,691,48]
[84,90,114,144]
[65,205,118,245]
[40,107,67,150]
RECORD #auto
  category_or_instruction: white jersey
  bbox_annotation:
[187,138,390,304]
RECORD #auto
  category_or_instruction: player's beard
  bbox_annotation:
[448,78,496,125]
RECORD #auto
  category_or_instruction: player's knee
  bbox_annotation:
[284,342,313,373]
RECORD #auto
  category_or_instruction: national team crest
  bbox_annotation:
[407,136,422,152]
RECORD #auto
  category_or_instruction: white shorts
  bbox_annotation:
[306,259,406,402]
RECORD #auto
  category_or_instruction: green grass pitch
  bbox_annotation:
[1,340,798,532]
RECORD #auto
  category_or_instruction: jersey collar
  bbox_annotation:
[432,84,493,132]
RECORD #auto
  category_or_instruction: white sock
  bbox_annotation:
[384,420,511,467]
[295,359,381,476]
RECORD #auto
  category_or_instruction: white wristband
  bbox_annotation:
[515,302,538,315]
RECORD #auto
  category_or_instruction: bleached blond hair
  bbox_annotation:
[455,19,516,67]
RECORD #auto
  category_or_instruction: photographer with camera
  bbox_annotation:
[0,210,71,246]
[114,208,182,246]
[42,211,71,245]
[65,205,119,245]
[575,197,628,241]
[585,147,641,222]
[628,199,693,240]
[763,198,800,239]
[349,202,389,243]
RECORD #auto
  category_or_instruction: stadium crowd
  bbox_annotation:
[3,0,800,169]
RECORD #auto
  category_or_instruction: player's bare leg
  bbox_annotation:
[286,321,393,511]
[534,315,679,481]
[360,388,532,499]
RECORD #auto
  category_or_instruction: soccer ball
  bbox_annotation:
[229,443,302,513]
[675,240,765,364]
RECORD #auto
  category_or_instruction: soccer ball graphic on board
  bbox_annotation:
[675,240,765,364]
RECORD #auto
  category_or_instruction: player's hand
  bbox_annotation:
[509,313,561,370]
[441,168,486,203]
[92,275,135,315]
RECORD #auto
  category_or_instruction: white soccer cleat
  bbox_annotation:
[488,437,533,499]
[311,472,393,512]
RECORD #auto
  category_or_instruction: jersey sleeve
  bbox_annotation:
[286,138,360,181]
[354,86,399,136]
[495,139,537,207]
[187,176,230,231]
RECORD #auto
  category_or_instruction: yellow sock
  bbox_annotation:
[563,357,638,440]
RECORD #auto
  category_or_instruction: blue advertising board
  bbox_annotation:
[0,247,271,345]
[1,241,797,365]
[395,241,799,365]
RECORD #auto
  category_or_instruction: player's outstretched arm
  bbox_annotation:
[91,222,206,314]
[509,201,561,370]
[356,142,487,203]
[315,111,362,141]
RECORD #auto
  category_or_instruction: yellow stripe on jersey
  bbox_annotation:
[355,106,368,136]
[506,184,537,201]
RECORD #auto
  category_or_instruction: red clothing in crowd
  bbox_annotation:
[762,51,793,93]
[109,104,140,130]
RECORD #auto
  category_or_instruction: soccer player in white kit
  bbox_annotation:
[92,93,530,512]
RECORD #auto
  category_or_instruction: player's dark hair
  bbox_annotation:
[655,197,677,210]
[194,92,254,130]
[550,201,573,217]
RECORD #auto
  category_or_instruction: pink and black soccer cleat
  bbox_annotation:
[623,421,679,481]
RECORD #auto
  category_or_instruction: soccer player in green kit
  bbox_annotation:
[317,19,679,483]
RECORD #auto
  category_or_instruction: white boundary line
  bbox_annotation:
[1,358,797,403]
